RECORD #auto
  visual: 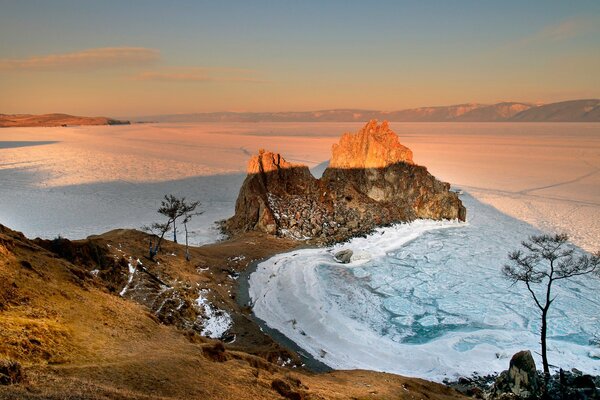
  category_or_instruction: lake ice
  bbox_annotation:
[249,193,600,380]
[0,122,597,250]
[1,122,599,380]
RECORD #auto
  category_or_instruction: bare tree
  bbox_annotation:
[503,233,600,377]
[142,221,171,260]
[181,201,202,261]
[158,195,185,243]
[143,195,201,260]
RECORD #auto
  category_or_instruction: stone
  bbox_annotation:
[493,350,539,399]
[334,249,353,264]
[572,374,596,389]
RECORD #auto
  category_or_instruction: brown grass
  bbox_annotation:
[0,224,466,399]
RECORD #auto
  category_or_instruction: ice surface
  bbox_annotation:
[0,123,339,244]
[1,122,598,250]
[249,193,600,381]
[1,122,599,379]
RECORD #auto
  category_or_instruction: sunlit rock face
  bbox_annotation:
[225,121,466,241]
[329,120,413,169]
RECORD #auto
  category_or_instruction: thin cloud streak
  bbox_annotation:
[133,67,264,83]
[0,47,160,71]
[516,16,599,47]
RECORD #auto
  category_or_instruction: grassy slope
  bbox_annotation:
[0,224,465,399]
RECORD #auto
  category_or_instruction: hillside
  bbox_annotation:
[0,223,465,399]
[510,99,600,122]
[454,102,532,121]
[0,113,130,128]
[134,99,600,123]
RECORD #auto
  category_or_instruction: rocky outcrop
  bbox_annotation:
[226,149,316,236]
[329,120,413,169]
[225,120,466,242]
[493,350,539,399]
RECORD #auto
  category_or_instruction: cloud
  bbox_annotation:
[133,67,263,82]
[518,16,599,46]
[0,47,160,71]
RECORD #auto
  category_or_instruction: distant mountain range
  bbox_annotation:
[135,99,600,123]
[0,113,130,128]
[3,99,598,127]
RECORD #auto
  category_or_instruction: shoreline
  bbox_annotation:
[233,194,600,381]
[0,222,472,399]
[236,255,333,373]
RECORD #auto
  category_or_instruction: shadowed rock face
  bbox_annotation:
[225,120,466,242]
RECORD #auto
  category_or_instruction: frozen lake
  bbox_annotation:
[1,121,599,379]
[0,122,342,244]
[249,193,600,381]
[0,122,597,250]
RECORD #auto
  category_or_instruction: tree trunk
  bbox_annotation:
[173,220,177,243]
[154,230,167,258]
[541,307,550,374]
[184,222,190,261]
[540,307,550,398]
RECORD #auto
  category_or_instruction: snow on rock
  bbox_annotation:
[194,289,233,339]
[119,260,137,296]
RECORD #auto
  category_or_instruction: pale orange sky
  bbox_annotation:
[1,1,598,116]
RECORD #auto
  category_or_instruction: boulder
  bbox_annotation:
[493,350,539,399]
[334,249,353,264]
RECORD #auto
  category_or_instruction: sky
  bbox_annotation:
[0,0,599,117]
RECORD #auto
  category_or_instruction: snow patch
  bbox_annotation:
[195,289,233,339]
[119,261,137,296]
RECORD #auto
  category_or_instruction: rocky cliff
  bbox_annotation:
[225,120,466,242]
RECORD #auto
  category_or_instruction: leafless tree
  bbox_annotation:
[181,201,202,261]
[503,233,600,377]
[158,195,186,243]
[143,195,201,260]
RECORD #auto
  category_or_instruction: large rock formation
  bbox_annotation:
[329,120,413,169]
[225,120,466,242]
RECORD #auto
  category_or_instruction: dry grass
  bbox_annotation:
[0,224,466,399]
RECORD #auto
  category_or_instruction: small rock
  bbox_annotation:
[334,249,353,264]
[573,374,596,389]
